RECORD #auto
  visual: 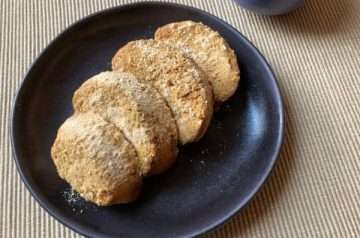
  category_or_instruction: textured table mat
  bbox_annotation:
[1,0,360,237]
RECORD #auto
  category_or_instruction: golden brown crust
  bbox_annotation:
[112,39,214,144]
[73,71,178,175]
[51,113,142,206]
[155,21,240,103]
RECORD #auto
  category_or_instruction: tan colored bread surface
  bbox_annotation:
[112,39,214,144]
[155,21,240,103]
[73,71,178,175]
[51,113,142,206]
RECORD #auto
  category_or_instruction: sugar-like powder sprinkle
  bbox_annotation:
[63,188,81,204]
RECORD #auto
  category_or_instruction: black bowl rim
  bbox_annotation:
[10,2,285,237]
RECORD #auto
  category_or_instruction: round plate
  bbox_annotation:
[11,2,284,238]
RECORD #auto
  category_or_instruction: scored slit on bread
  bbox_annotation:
[112,39,214,144]
[73,71,178,175]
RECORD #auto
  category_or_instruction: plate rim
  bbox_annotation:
[10,1,285,237]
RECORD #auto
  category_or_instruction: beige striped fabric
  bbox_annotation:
[1,0,360,237]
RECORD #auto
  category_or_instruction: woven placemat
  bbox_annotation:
[1,0,359,237]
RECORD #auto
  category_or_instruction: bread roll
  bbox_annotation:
[73,71,178,175]
[155,21,240,103]
[112,39,214,144]
[51,113,142,206]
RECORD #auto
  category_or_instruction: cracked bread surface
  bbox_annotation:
[73,71,178,175]
[51,113,142,206]
[112,39,214,144]
[155,21,240,103]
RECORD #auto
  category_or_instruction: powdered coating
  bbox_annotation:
[51,113,142,206]
[155,21,240,103]
[112,39,214,144]
[73,71,178,175]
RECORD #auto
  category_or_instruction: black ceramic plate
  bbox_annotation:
[11,2,284,238]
